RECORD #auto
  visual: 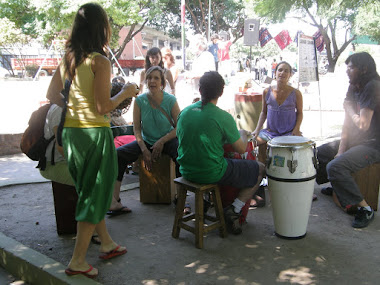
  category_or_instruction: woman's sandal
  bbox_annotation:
[91,235,101,245]
[184,203,192,215]
[107,198,132,216]
[65,264,98,279]
[250,186,266,208]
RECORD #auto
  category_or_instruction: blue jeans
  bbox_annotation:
[327,144,380,207]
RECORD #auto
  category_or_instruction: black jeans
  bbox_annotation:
[116,138,180,181]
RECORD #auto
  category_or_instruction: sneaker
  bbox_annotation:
[321,187,333,196]
[223,205,242,235]
[352,207,374,228]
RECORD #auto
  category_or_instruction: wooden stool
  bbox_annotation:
[139,154,176,204]
[352,163,380,211]
[51,181,78,235]
[172,177,227,249]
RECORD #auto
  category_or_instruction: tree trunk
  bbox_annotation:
[328,60,336,73]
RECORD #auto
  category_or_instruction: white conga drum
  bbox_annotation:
[266,136,317,239]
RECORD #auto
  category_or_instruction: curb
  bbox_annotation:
[0,232,101,285]
[0,180,50,189]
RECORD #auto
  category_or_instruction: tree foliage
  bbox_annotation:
[0,0,160,60]
[149,0,245,43]
[355,1,380,43]
[0,17,32,75]
[248,0,379,72]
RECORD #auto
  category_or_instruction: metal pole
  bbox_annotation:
[108,47,127,78]
[181,0,186,70]
[250,46,252,73]
[208,0,211,41]
[313,38,323,138]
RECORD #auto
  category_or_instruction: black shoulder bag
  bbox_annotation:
[57,79,72,146]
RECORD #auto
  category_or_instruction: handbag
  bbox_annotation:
[56,79,72,146]
[147,95,176,128]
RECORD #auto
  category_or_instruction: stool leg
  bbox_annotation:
[212,187,227,238]
[194,190,205,249]
[172,185,187,238]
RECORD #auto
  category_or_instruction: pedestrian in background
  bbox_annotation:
[139,47,176,96]
[208,34,219,72]
[271,58,277,78]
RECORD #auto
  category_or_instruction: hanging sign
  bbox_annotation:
[298,34,318,83]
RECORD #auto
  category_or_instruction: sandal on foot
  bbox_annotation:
[249,199,258,209]
[253,186,266,208]
[65,264,98,279]
[184,203,191,215]
[107,206,132,216]
[91,235,101,245]
[99,245,127,260]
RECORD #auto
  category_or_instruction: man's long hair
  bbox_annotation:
[345,52,380,89]
[64,3,111,79]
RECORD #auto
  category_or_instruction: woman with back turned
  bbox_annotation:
[46,3,139,278]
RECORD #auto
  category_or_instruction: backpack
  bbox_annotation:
[20,104,55,170]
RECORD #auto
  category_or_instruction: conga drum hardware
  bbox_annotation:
[266,136,318,239]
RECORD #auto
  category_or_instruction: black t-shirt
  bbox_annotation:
[345,79,380,150]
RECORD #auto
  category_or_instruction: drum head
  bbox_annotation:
[268,136,314,148]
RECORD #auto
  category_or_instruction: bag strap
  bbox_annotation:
[147,95,175,128]
[37,135,55,170]
[57,79,72,146]
[50,138,56,166]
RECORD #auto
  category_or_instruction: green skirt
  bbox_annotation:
[62,127,117,224]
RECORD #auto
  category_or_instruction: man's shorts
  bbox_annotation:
[217,158,259,188]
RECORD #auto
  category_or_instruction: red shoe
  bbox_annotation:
[99,245,127,260]
[65,264,98,279]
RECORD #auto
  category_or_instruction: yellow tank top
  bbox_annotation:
[60,52,111,128]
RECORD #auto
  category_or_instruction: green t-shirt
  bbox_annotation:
[177,101,240,183]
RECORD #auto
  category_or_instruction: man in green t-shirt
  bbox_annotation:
[177,71,265,235]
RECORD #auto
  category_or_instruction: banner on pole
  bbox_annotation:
[259,27,272,47]
[298,34,318,83]
[274,30,292,50]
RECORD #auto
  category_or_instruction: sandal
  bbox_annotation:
[65,264,98,279]
[99,245,127,260]
[250,186,266,208]
[107,198,132,215]
[91,235,101,245]
[184,203,191,215]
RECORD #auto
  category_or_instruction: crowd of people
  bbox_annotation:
[39,2,379,280]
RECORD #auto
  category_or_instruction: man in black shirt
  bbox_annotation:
[316,52,380,228]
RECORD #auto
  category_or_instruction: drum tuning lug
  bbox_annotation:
[312,145,319,169]
[287,159,298,173]
[266,156,272,169]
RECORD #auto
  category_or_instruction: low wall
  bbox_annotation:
[0,134,23,156]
